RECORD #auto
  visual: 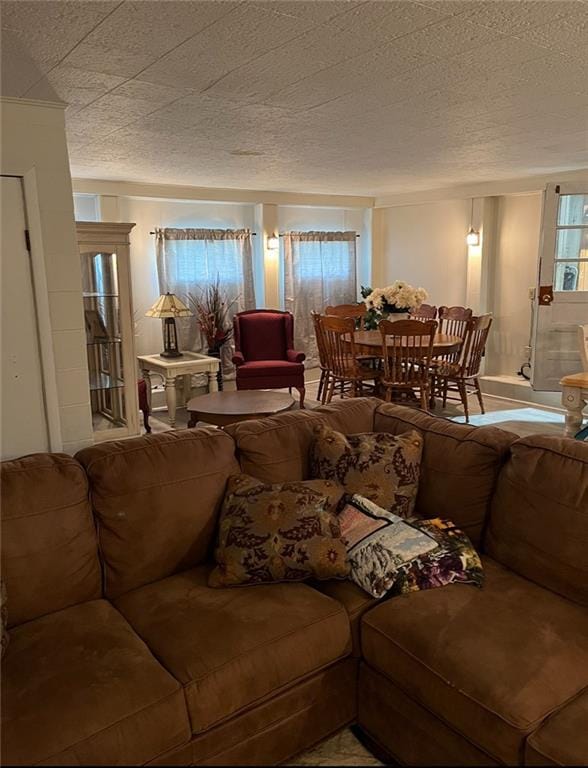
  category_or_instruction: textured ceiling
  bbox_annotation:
[2,0,587,196]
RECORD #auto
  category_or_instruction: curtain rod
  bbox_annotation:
[279,233,360,237]
[149,230,257,235]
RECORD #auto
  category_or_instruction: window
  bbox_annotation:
[554,194,588,291]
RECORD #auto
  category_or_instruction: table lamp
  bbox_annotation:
[145,292,193,358]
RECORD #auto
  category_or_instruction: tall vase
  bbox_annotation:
[390,311,410,321]
[207,347,223,391]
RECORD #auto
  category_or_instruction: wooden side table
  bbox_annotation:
[560,372,588,437]
[138,352,220,427]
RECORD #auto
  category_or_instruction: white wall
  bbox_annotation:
[373,199,470,307]
[1,98,92,454]
[487,193,542,375]
[117,197,255,356]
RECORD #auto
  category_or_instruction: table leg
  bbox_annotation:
[183,374,192,405]
[208,368,219,393]
[562,385,585,438]
[165,375,177,427]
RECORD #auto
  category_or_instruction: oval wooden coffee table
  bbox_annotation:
[187,390,295,428]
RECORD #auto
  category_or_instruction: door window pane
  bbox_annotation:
[557,194,588,226]
[554,261,588,291]
[555,228,588,259]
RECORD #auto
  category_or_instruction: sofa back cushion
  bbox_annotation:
[225,398,379,483]
[373,404,515,546]
[0,453,101,626]
[485,435,588,605]
[76,428,239,599]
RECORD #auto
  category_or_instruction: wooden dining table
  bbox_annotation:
[352,330,463,358]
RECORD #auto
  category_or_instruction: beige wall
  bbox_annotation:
[486,193,542,375]
[372,199,470,307]
[1,98,92,454]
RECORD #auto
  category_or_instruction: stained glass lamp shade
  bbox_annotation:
[145,292,193,358]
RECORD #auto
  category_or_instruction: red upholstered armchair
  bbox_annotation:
[232,310,306,407]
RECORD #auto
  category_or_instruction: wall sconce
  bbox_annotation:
[267,234,279,250]
[466,227,480,247]
[466,198,480,246]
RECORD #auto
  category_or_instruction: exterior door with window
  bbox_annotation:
[532,183,588,391]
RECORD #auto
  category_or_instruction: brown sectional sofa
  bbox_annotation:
[1,398,586,766]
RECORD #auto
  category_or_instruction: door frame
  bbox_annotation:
[2,171,63,451]
[531,182,588,391]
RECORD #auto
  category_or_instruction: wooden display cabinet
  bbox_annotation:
[77,222,139,441]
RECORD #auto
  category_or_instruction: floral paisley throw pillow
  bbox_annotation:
[389,518,484,596]
[310,425,423,518]
[339,495,437,598]
[209,474,349,588]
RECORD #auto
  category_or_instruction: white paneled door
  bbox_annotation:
[532,182,588,391]
[1,176,49,459]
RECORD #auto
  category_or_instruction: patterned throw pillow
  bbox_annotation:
[339,495,438,598]
[389,518,484,596]
[1,580,8,659]
[310,425,423,518]
[209,474,349,588]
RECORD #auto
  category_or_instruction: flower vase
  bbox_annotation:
[207,347,224,391]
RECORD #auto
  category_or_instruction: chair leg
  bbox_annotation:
[321,373,330,405]
[420,386,429,413]
[326,377,336,404]
[317,370,326,403]
[142,409,151,434]
[351,380,358,398]
[442,379,448,408]
[458,380,469,423]
[474,378,485,414]
[296,386,305,409]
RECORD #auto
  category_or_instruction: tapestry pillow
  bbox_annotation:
[339,495,437,598]
[310,425,423,518]
[389,517,484,596]
[209,474,349,588]
[1,580,8,658]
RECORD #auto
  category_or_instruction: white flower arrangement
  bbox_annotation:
[361,282,428,329]
[363,281,428,313]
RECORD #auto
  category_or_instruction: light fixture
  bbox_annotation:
[267,233,279,250]
[466,198,480,246]
[145,292,193,358]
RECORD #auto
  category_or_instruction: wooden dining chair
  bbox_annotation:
[437,306,473,360]
[378,319,437,411]
[320,315,379,403]
[409,304,437,321]
[434,314,493,422]
[325,303,366,329]
[311,311,330,404]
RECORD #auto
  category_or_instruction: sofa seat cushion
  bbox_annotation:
[236,360,304,377]
[361,557,588,765]
[114,565,351,734]
[1,600,190,766]
[311,578,377,655]
[526,691,588,766]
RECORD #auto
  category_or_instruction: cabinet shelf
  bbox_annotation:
[86,338,122,347]
[89,372,125,392]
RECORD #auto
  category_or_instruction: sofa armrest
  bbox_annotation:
[232,351,245,366]
[287,349,306,364]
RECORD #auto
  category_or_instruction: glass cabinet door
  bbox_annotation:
[81,250,126,431]
[77,222,138,440]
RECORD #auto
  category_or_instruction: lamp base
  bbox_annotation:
[159,349,183,359]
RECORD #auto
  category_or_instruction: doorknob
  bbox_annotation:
[538,285,553,305]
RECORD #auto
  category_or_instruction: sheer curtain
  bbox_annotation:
[155,228,256,374]
[283,231,357,367]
